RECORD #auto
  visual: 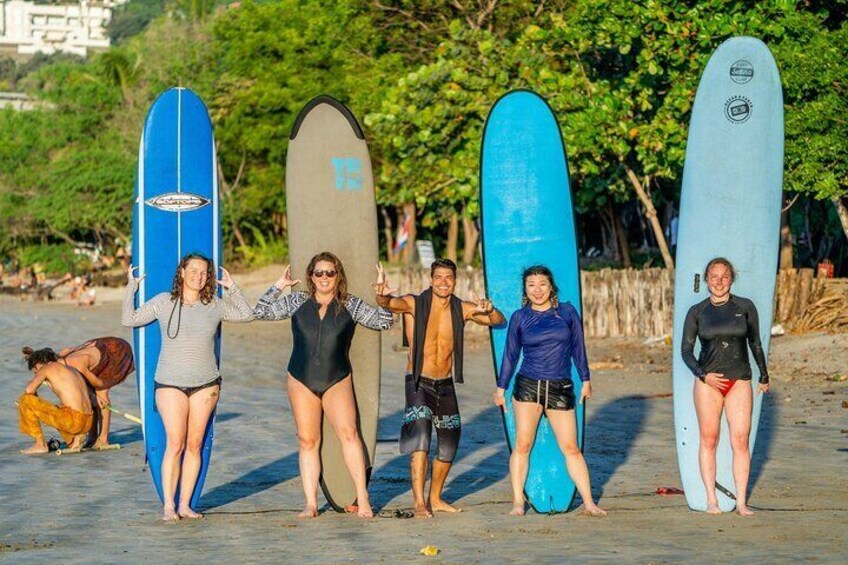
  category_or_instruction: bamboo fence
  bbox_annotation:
[388,267,847,338]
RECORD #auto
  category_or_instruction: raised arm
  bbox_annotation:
[216,268,253,323]
[681,305,705,379]
[121,270,161,327]
[253,288,307,321]
[219,284,254,322]
[463,291,506,327]
[346,295,394,330]
[372,261,415,314]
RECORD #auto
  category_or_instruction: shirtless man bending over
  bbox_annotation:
[374,258,505,517]
[18,347,94,454]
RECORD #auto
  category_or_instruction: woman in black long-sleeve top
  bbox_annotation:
[681,257,770,517]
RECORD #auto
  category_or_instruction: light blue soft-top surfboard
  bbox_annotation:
[481,89,584,513]
[133,87,221,509]
[673,37,783,512]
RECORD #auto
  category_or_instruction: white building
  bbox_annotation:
[0,0,126,58]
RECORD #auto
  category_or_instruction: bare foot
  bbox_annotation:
[20,444,49,455]
[509,504,525,516]
[413,504,433,518]
[736,504,754,517]
[706,502,722,515]
[430,499,462,513]
[93,440,111,449]
[297,506,318,519]
[178,506,203,520]
[356,498,374,519]
[162,507,180,522]
[582,505,607,517]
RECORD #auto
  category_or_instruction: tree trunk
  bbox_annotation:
[612,204,633,268]
[780,209,794,269]
[231,222,248,251]
[598,205,618,261]
[446,212,459,263]
[461,211,479,266]
[834,196,848,245]
[624,166,674,270]
[217,155,249,255]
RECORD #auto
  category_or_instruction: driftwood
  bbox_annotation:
[789,278,848,333]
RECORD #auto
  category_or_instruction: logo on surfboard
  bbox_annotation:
[729,60,754,84]
[724,96,752,124]
[331,157,364,191]
[145,192,210,212]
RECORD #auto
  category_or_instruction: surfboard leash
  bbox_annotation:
[715,481,798,512]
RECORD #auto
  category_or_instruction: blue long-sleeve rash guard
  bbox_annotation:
[497,303,591,389]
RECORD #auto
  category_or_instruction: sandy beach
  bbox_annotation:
[1,275,846,564]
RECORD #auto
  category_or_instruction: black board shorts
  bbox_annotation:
[512,374,575,411]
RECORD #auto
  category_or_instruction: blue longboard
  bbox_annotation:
[480,90,584,513]
[673,37,783,512]
[133,87,221,509]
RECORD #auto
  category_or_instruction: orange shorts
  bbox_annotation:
[18,394,93,444]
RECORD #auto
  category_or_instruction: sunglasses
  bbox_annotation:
[312,269,337,278]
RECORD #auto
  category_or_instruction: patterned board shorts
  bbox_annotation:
[399,374,461,463]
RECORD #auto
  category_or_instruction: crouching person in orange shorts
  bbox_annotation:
[19,347,94,454]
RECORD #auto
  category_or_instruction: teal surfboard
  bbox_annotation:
[673,37,783,512]
[481,90,584,513]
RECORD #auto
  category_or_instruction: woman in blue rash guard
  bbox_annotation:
[494,265,606,517]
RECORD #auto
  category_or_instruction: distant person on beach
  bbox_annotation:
[681,257,770,516]
[494,265,606,517]
[59,337,135,448]
[253,252,394,519]
[123,253,253,522]
[18,347,94,454]
[374,258,505,518]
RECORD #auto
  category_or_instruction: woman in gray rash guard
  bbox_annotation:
[253,252,393,519]
[123,253,253,522]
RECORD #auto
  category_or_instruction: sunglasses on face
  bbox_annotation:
[312,270,337,278]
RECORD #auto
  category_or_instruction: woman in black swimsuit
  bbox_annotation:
[253,252,393,518]
[681,257,770,516]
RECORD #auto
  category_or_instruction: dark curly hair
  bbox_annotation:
[22,347,58,370]
[171,253,216,304]
[521,265,560,309]
[305,252,349,311]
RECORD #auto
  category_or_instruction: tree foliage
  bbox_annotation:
[0,0,845,273]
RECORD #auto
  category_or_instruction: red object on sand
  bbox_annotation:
[655,487,685,496]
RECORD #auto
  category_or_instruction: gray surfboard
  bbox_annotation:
[286,95,381,511]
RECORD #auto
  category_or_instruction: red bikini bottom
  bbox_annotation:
[717,379,738,397]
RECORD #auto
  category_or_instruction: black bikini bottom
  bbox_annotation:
[155,376,222,397]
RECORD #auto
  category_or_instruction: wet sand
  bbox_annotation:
[1,282,846,563]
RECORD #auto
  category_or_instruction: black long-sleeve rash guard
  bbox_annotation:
[681,295,770,384]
